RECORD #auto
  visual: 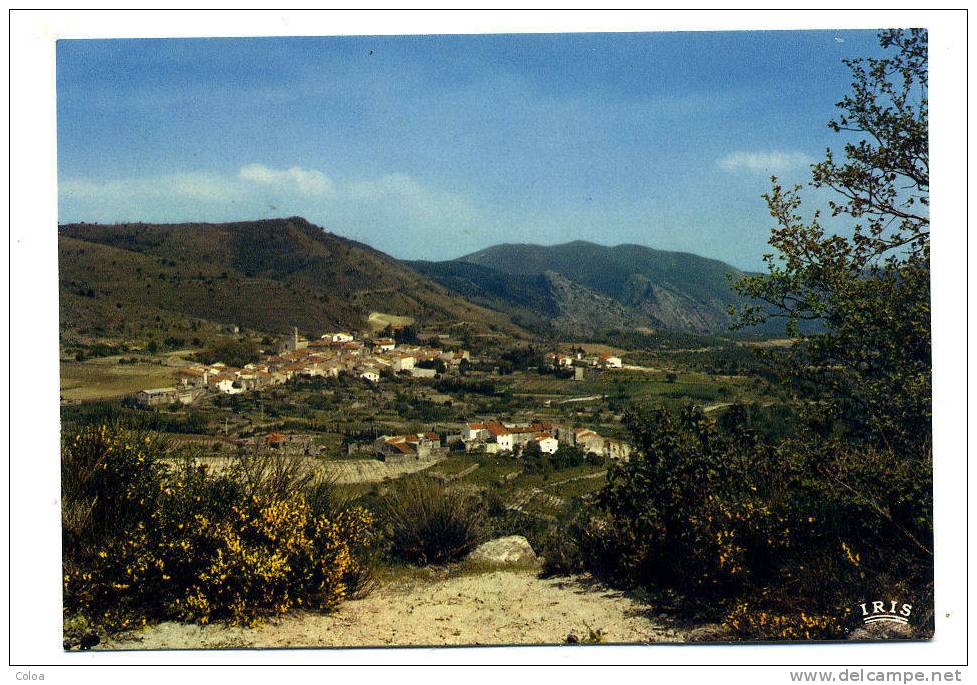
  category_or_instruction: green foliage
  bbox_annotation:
[392,391,454,422]
[732,28,929,457]
[537,523,585,578]
[582,403,931,636]
[710,29,930,635]
[586,406,782,598]
[61,401,209,434]
[498,345,546,374]
[521,442,589,475]
[194,337,261,368]
[382,479,484,565]
[62,425,373,633]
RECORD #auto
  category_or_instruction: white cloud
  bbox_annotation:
[239,163,335,196]
[347,173,478,225]
[58,165,482,258]
[717,150,813,174]
[60,171,240,204]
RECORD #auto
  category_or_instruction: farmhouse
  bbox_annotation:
[134,387,179,407]
[600,354,623,368]
[545,352,574,368]
[177,366,209,387]
[386,351,416,372]
[534,433,559,454]
[375,432,443,460]
[570,428,633,460]
[461,420,558,454]
[359,367,380,383]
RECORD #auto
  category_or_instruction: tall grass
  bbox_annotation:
[383,478,484,565]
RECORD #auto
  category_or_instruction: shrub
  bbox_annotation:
[62,425,373,632]
[587,405,784,599]
[722,602,848,641]
[383,479,484,565]
[579,403,933,636]
[193,337,260,368]
[537,524,584,578]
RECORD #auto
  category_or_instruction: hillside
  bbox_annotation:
[58,218,527,344]
[408,260,640,336]
[441,241,766,335]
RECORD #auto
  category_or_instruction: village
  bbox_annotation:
[132,327,472,407]
[124,326,635,469]
[367,418,631,464]
[132,326,630,410]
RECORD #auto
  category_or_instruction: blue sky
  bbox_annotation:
[57,30,886,270]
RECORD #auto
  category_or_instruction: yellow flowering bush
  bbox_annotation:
[62,424,373,632]
[576,402,932,640]
[585,406,786,597]
[722,602,848,641]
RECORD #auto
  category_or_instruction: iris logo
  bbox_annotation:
[860,600,912,625]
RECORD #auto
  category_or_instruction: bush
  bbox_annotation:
[383,479,484,565]
[584,406,795,597]
[537,524,584,578]
[721,602,849,641]
[578,403,933,637]
[62,425,373,632]
[193,337,260,368]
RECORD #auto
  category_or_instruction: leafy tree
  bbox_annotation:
[732,28,929,456]
[193,337,261,368]
[572,31,933,638]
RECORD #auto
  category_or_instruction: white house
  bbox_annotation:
[214,377,245,394]
[546,353,573,368]
[372,338,396,352]
[390,352,416,372]
[360,367,380,383]
[324,332,354,343]
[462,422,489,442]
[492,426,514,452]
[601,354,623,368]
[535,434,559,454]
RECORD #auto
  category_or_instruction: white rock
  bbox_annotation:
[468,535,538,566]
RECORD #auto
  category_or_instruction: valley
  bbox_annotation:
[58,217,791,649]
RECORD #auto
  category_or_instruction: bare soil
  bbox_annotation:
[100,570,684,650]
[323,456,443,484]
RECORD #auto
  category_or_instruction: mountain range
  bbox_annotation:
[411,241,763,336]
[58,217,526,343]
[59,217,771,344]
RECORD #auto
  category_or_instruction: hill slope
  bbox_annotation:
[443,241,757,334]
[407,260,639,336]
[59,218,527,343]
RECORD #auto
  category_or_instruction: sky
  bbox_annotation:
[56,30,887,270]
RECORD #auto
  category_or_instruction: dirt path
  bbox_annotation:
[101,570,682,649]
